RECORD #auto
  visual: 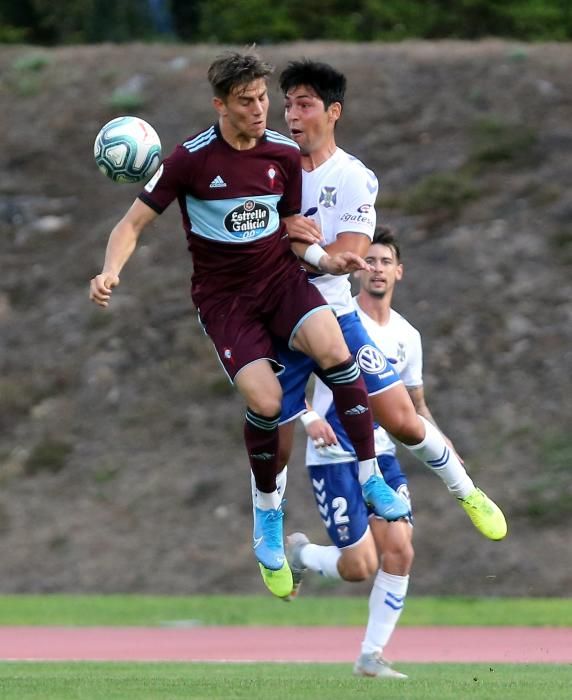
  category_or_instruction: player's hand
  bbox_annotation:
[304,417,338,448]
[89,273,119,307]
[319,251,373,276]
[284,214,322,244]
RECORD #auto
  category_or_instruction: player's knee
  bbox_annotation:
[399,541,415,570]
[315,337,351,369]
[249,394,282,418]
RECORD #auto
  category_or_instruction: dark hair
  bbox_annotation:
[207,50,274,99]
[372,225,401,261]
[279,59,346,110]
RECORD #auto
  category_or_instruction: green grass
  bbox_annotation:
[0,663,569,700]
[0,595,570,627]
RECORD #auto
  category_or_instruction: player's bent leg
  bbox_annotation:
[286,460,379,599]
[368,384,424,445]
[336,535,379,582]
[284,530,378,602]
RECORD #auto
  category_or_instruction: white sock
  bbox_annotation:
[250,466,287,511]
[300,544,342,579]
[361,570,409,655]
[276,465,288,499]
[255,488,282,510]
[405,416,474,499]
[358,458,382,485]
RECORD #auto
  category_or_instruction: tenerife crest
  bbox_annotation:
[319,186,337,208]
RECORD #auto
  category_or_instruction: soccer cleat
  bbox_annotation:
[353,652,408,679]
[258,561,294,599]
[362,475,410,521]
[283,532,310,601]
[459,487,507,540]
[252,505,286,570]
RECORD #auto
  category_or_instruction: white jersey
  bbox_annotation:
[302,148,378,316]
[306,299,423,465]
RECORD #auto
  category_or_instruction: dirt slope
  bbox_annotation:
[0,41,571,596]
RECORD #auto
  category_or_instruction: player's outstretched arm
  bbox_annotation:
[90,199,157,308]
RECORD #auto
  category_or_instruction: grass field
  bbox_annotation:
[0,662,570,700]
[0,594,570,626]
[0,596,570,699]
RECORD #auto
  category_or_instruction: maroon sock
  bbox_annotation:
[319,357,375,461]
[244,409,280,494]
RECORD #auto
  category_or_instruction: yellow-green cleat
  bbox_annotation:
[459,487,507,540]
[259,561,294,599]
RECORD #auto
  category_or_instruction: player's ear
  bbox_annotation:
[212,96,226,117]
[395,263,404,281]
[328,102,342,124]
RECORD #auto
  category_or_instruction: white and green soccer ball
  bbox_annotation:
[94,115,162,183]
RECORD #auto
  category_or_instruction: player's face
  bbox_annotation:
[284,86,339,155]
[360,243,403,298]
[215,78,269,142]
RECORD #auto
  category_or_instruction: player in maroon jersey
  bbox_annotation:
[89,50,409,598]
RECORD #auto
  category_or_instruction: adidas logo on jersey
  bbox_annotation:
[344,404,368,416]
[209,175,227,188]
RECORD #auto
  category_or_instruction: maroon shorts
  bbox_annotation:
[197,265,330,381]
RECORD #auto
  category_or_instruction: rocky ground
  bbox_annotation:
[0,41,571,597]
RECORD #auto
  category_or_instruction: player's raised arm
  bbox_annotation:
[89,198,158,307]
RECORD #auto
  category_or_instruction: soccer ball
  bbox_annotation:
[94,116,162,183]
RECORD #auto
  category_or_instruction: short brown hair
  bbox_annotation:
[207,50,274,99]
[372,225,401,261]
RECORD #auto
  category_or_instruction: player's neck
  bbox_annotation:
[218,120,259,150]
[356,293,392,326]
[301,139,337,171]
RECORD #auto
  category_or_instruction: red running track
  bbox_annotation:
[0,626,569,663]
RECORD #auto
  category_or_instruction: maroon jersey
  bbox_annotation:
[139,123,302,306]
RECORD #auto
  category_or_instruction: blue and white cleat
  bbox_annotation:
[362,475,410,521]
[252,505,286,571]
[253,505,293,598]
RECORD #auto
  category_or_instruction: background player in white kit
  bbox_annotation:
[275,59,506,543]
[287,228,467,679]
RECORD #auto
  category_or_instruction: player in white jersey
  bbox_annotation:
[273,59,507,544]
[287,228,460,678]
